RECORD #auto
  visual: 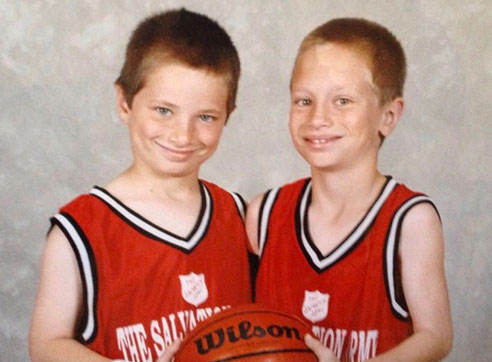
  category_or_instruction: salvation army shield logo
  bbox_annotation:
[179,272,209,307]
[302,290,329,323]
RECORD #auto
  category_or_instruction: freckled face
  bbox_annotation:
[118,62,229,178]
[289,43,387,171]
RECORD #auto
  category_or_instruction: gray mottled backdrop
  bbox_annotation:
[1,0,491,361]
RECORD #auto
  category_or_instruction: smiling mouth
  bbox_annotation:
[304,136,341,146]
[155,142,196,160]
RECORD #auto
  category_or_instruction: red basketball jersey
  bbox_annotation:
[255,177,436,361]
[51,180,251,361]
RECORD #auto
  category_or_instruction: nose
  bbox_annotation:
[308,102,332,129]
[168,118,194,146]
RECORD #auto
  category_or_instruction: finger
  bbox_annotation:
[305,334,321,348]
[156,339,182,362]
[167,338,182,355]
[304,334,338,362]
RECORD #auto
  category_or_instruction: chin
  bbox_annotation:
[153,165,197,178]
[309,162,339,172]
[297,153,336,170]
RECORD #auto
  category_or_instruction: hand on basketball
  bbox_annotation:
[156,339,181,362]
[305,334,340,362]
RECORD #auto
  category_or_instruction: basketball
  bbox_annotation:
[174,303,317,361]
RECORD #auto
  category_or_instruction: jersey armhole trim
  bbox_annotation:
[50,212,98,344]
[257,188,280,258]
[231,192,247,222]
[383,196,437,321]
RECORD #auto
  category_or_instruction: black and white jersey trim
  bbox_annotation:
[231,192,247,221]
[89,182,212,253]
[51,212,98,343]
[297,177,398,273]
[384,195,435,320]
[258,188,280,257]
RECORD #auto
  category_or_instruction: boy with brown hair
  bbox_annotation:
[30,9,251,362]
[247,18,452,361]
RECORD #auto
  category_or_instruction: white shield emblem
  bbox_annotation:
[302,290,329,323]
[179,272,209,307]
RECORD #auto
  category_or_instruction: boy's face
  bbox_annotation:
[116,62,229,178]
[289,43,400,172]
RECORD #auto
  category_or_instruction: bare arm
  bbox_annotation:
[307,202,452,362]
[30,225,183,362]
[370,202,452,361]
[29,226,111,362]
[245,193,265,255]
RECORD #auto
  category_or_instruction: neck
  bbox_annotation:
[108,164,201,201]
[310,163,386,213]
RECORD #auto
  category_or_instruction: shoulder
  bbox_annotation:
[54,188,107,221]
[377,179,443,256]
[245,178,307,224]
[389,180,441,235]
[397,196,444,263]
[200,179,243,199]
[51,188,109,236]
[51,190,97,223]
[401,201,442,240]
[386,179,440,219]
[245,178,309,253]
[394,180,431,201]
[255,178,310,207]
[58,189,97,211]
[200,179,247,220]
[247,177,310,218]
[279,177,311,194]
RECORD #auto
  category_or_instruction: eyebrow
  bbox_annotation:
[199,108,223,114]
[150,99,179,108]
[290,84,350,93]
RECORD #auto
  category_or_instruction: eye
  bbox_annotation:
[199,114,215,122]
[335,98,352,106]
[295,98,312,106]
[156,107,171,115]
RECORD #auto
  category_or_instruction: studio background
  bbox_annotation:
[1,0,491,361]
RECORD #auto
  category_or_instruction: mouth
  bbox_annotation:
[155,142,196,160]
[303,135,342,147]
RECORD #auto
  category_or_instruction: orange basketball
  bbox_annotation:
[174,304,317,361]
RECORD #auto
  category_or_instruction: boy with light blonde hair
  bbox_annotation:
[247,18,452,361]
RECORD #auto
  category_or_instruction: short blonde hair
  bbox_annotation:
[296,18,406,105]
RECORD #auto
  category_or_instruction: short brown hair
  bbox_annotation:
[297,18,406,105]
[116,8,240,114]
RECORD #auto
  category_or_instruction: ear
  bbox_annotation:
[115,84,131,124]
[379,97,404,137]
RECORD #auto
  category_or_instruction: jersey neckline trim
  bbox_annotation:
[296,176,398,273]
[89,181,212,252]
